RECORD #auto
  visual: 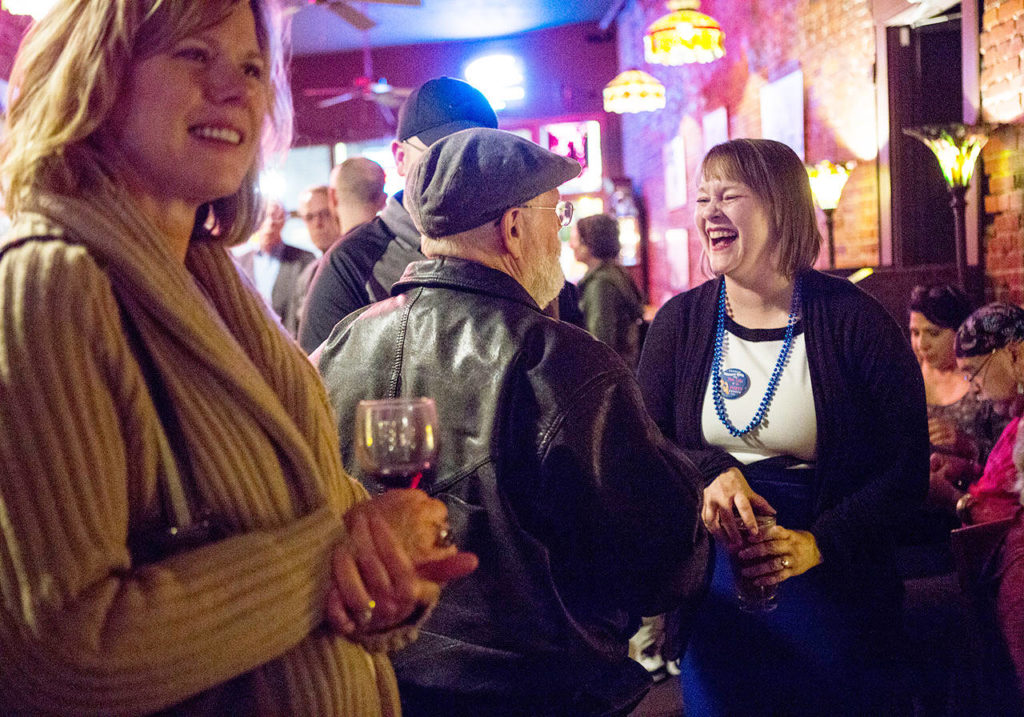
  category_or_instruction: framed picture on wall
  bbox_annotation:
[759,69,805,160]
[702,107,729,151]
[539,120,603,194]
[664,134,687,211]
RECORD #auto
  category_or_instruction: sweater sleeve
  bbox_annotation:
[0,241,346,715]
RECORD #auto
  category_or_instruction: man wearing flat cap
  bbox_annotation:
[298,76,583,353]
[317,128,710,716]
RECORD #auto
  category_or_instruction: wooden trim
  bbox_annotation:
[962,0,981,269]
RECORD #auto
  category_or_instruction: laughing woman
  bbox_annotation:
[0,1,475,714]
[638,139,928,715]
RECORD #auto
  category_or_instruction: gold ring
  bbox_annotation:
[436,525,454,549]
[357,599,376,626]
[781,557,791,569]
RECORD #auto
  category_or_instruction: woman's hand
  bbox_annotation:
[928,418,976,459]
[702,467,776,546]
[736,526,822,587]
[326,490,477,637]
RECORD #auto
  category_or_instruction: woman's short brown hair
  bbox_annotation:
[576,213,620,260]
[1,0,292,245]
[699,138,822,278]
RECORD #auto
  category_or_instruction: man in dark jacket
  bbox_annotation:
[298,76,583,354]
[316,128,709,716]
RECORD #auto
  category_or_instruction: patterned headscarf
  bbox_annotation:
[954,302,1024,357]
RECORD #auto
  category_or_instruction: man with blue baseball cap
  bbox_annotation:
[317,128,710,716]
[297,76,499,352]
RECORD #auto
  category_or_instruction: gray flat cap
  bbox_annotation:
[406,128,581,237]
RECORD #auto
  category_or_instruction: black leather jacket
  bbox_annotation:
[318,257,709,715]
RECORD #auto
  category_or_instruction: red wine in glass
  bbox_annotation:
[354,398,438,491]
[366,466,437,490]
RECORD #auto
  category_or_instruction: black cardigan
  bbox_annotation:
[638,270,929,573]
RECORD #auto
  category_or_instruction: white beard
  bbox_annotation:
[524,250,565,309]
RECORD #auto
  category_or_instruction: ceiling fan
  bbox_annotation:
[285,0,422,32]
[303,39,413,123]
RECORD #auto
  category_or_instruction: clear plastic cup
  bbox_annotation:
[728,514,779,613]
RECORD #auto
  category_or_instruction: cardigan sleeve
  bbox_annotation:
[807,286,929,569]
[0,241,351,715]
[638,297,681,439]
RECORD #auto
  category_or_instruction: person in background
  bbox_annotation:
[638,138,928,714]
[0,0,476,712]
[298,76,499,352]
[293,184,341,330]
[330,156,387,236]
[951,303,1024,706]
[317,127,710,716]
[570,213,645,368]
[929,303,1024,526]
[298,184,341,253]
[911,284,1008,480]
[234,198,315,336]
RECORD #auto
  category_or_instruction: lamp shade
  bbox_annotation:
[603,70,666,114]
[903,123,992,188]
[806,160,853,211]
[644,0,725,66]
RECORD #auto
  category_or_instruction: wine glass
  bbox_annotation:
[354,398,438,490]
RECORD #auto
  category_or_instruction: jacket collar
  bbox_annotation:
[381,190,422,254]
[392,256,541,311]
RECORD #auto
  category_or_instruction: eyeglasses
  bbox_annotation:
[516,200,574,227]
[963,350,996,387]
[301,209,333,223]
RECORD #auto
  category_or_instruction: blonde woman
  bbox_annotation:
[0,1,474,714]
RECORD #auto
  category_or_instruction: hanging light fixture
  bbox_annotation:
[603,70,666,114]
[2,0,57,20]
[644,0,725,66]
[806,160,854,268]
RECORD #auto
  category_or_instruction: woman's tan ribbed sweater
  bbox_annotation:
[0,198,401,715]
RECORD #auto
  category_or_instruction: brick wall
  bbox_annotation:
[617,0,879,306]
[980,0,1024,304]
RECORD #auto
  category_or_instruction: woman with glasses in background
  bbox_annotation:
[932,303,1024,527]
[946,303,1024,705]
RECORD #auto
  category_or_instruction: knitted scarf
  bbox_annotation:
[5,186,399,715]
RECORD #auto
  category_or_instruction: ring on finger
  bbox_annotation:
[781,557,791,569]
[357,598,376,626]
[436,524,454,549]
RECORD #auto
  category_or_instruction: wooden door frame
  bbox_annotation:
[872,0,980,268]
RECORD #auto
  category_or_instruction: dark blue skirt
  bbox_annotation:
[680,460,904,716]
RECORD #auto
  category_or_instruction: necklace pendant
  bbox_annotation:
[719,367,750,399]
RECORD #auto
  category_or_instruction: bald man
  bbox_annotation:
[330,157,387,237]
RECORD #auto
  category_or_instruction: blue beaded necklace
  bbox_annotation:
[712,277,802,437]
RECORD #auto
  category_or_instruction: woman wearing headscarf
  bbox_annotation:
[952,303,1024,704]
[0,1,475,714]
